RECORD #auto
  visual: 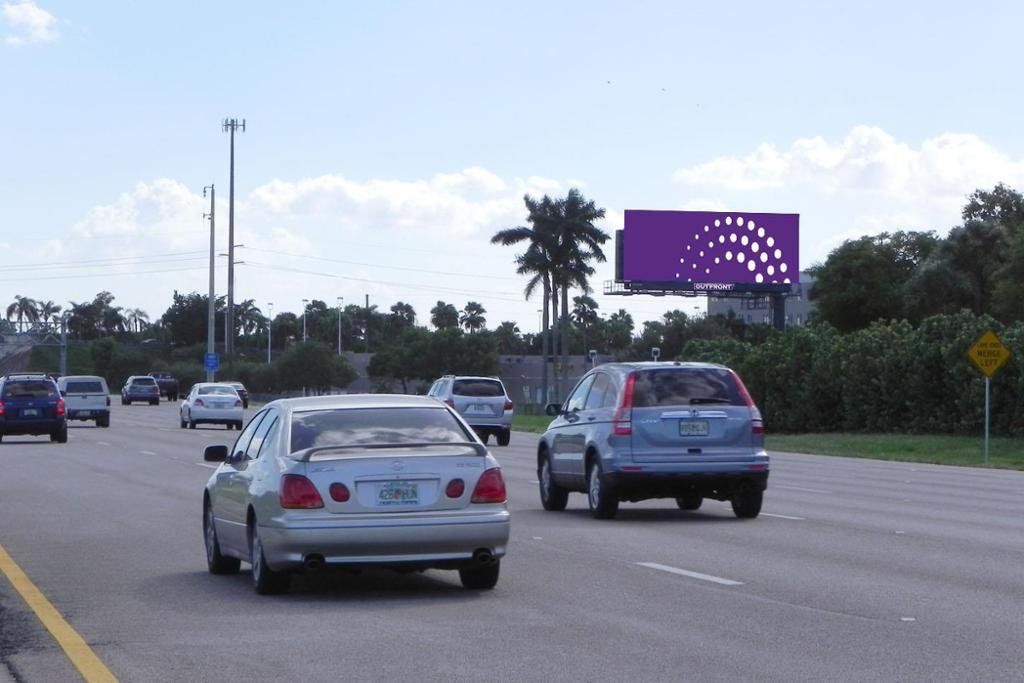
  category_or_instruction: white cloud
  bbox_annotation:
[673,125,1024,202]
[3,1,59,45]
[678,198,728,212]
[246,167,567,237]
[72,179,205,250]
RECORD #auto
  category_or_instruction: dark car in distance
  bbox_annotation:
[225,381,249,409]
[0,373,68,443]
[149,371,179,401]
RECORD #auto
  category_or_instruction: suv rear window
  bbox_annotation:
[290,407,472,452]
[632,369,742,407]
[65,380,104,393]
[452,379,504,397]
[2,380,57,399]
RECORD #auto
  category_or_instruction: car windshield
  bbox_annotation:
[2,380,57,399]
[132,378,157,386]
[632,369,742,407]
[290,407,472,452]
[230,384,245,390]
[198,386,236,395]
[65,381,104,393]
[452,379,504,397]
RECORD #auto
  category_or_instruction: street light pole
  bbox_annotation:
[266,302,273,363]
[302,299,309,342]
[203,184,215,382]
[342,294,350,356]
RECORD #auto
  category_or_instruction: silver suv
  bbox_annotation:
[427,375,514,446]
[537,362,768,519]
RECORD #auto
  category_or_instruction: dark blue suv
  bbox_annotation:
[0,374,68,443]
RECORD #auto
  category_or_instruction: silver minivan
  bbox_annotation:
[427,376,514,446]
[537,362,768,519]
[57,375,111,427]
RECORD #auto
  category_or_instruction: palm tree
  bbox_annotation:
[38,300,62,326]
[6,295,40,330]
[460,301,487,333]
[101,306,127,336]
[430,301,460,330]
[125,308,150,333]
[494,321,522,354]
[492,195,560,402]
[234,299,264,337]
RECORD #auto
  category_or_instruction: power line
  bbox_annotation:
[244,247,521,281]
[0,264,222,283]
[0,253,208,272]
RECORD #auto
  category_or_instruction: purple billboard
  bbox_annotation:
[622,210,799,287]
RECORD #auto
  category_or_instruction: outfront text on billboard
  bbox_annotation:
[622,210,799,286]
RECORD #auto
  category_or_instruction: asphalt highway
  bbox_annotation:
[1,401,1022,682]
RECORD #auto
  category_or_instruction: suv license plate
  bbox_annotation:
[80,410,91,417]
[377,482,419,506]
[679,420,709,437]
[22,408,38,417]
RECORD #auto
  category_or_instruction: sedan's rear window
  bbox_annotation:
[290,407,472,452]
[2,380,57,399]
[198,386,236,395]
[452,379,504,397]
[65,381,104,393]
[632,369,742,407]
[132,377,157,385]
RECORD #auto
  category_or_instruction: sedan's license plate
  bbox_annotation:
[377,481,418,506]
[22,408,39,417]
[679,420,709,437]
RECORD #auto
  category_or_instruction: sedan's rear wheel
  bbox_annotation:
[188,413,197,429]
[731,490,763,519]
[538,454,568,511]
[204,503,240,575]
[676,494,703,511]
[459,559,500,589]
[250,523,290,595]
[179,415,186,429]
[587,458,618,520]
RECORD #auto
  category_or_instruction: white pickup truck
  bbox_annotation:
[57,375,111,428]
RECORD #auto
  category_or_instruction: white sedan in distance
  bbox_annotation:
[201,394,511,594]
[180,383,244,430]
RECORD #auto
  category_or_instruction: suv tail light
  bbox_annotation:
[471,468,506,503]
[729,371,765,437]
[0,401,5,416]
[504,399,514,412]
[731,370,756,408]
[56,398,65,416]
[612,373,636,436]
[280,475,324,509]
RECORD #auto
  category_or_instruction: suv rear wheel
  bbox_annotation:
[731,490,763,519]
[538,452,568,511]
[587,457,618,519]
[496,429,510,447]
[676,494,702,511]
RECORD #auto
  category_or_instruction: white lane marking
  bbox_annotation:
[775,485,832,494]
[636,562,743,586]
[761,512,804,520]
[140,450,157,456]
[196,463,218,469]
[900,617,916,622]
[97,441,110,446]
[528,479,539,484]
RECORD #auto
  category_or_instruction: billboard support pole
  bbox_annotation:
[772,293,786,331]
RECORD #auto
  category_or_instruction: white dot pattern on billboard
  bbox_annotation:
[674,214,792,284]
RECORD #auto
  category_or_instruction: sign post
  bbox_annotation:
[966,330,1011,466]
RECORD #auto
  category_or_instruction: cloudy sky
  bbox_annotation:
[3,1,1023,333]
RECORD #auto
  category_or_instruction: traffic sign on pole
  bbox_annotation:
[967,330,1012,466]
[204,353,220,372]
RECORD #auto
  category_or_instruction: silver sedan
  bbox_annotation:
[202,394,511,594]
[180,383,244,430]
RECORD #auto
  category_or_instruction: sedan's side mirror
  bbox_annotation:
[544,403,563,417]
[204,445,228,462]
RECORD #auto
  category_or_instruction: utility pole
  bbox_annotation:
[222,117,245,356]
[203,184,216,382]
[365,294,370,353]
[266,302,273,363]
[302,299,309,342]
[342,294,350,356]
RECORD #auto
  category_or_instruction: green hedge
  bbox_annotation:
[679,311,1023,436]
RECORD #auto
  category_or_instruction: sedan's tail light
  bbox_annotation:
[56,399,65,416]
[194,398,205,406]
[446,478,465,498]
[503,400,514,412]
[471,468,506,504]
[234,400,242,407]
[280,475,324,509]
[328,483,351,502]
[444,399,455,408]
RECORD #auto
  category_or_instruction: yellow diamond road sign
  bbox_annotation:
[967,330,1011,378]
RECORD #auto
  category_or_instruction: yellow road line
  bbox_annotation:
[0,543,117,682]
